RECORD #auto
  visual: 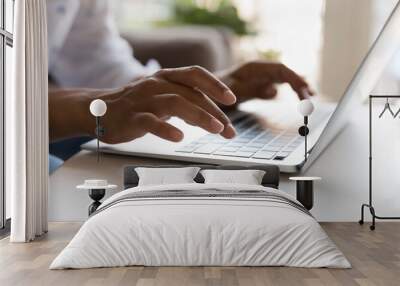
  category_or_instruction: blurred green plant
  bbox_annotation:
[157,0,254,36]
[258,49,282,61]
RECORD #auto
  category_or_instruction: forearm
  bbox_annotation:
[49,88,98,142]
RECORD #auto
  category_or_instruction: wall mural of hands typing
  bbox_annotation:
[49,63,312,145]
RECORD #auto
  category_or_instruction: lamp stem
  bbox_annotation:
[304,116,308,161]
[96,117,101,163]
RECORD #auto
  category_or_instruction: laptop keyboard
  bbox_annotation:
[176,114,304,160]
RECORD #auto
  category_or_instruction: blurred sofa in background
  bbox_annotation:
[122,25,234,72]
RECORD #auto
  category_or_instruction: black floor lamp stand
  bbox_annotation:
[359,95,400,230]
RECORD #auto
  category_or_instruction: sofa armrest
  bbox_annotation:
[121,26,234,72]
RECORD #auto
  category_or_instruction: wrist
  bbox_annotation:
[76,91,98,138]
[50,87,120,142]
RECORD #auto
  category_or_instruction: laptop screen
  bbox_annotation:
[304,0,400,169]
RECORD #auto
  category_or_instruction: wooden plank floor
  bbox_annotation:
[0,222,399,286]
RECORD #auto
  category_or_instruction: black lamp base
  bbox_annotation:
[88,189,105,216]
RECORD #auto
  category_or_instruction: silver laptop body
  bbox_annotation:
[82,2,400,173]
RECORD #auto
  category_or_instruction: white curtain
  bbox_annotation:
[7,0,49,242]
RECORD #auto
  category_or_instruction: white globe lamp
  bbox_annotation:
[90,99,107,117]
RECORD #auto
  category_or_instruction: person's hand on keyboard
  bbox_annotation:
[50,66,237,144]
[217,61,314,105]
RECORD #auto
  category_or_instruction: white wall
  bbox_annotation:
[320,0,400,100]
[319,0,373,101]
[373,0,400,94]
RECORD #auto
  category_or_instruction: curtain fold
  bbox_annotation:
[8,0,49,242]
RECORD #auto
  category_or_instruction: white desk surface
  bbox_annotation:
[49,106,400,222]
[289,177,322,181]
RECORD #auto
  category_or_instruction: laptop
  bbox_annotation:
[82,1,400,173]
